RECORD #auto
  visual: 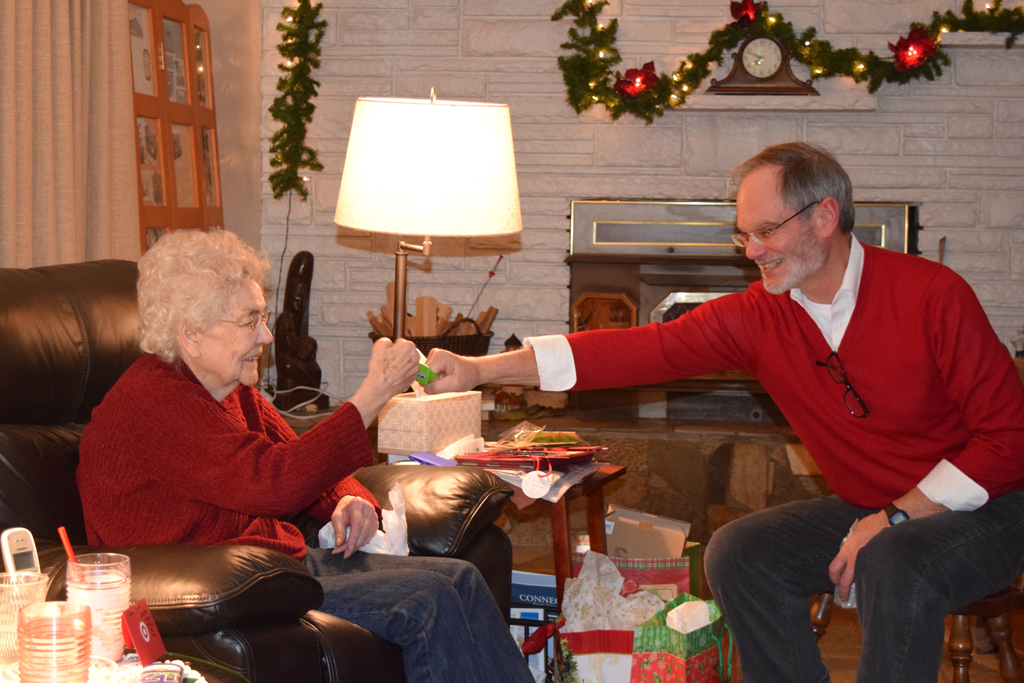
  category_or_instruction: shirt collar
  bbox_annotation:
[790,235,863,307]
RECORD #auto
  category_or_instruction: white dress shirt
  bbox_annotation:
[525,236,988,511]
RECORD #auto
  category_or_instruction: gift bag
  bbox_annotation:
[630,593,730,683]
[573,536,703,601]
[557,628,635,683]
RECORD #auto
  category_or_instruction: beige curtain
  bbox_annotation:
[0,0,140,267]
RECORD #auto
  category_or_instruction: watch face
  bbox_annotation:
[741,37,783,80]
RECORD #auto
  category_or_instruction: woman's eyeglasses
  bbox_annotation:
[731,200,820,248]
[221,310,272,335]
[816,351,870,418]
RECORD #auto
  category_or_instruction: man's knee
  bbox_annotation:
[706,514,769,589]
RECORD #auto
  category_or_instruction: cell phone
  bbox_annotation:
[1,527,40,573]
[139,662,184,682]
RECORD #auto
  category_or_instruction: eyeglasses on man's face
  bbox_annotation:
[732,200,820,249]
[816,351,870,418]
[221,310,272,335]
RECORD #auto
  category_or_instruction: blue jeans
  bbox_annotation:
[302,549,533,683]
[704,493,1024,683]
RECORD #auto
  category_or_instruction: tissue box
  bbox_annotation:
[377,391,481,456]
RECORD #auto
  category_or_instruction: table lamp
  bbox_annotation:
[334,92,523,339]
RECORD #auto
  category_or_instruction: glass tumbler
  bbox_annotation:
[0,572,48,667]
[65,553,131,661]
[16,601,91,683]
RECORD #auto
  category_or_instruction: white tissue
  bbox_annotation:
[665,600,711,634]
[561,551,664,633]
[436,434,485,460]
[318,483,409,556]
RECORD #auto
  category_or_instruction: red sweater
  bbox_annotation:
[77,354,379,559]
[568,247,1024,508]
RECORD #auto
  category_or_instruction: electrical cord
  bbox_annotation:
[260,382,347,419]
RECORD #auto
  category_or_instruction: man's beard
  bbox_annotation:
[758,224,826,295]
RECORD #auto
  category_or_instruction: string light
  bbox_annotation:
[814,68,823,74]
[672,74,679,81]
[805,41,812,46]
[671,94,678,100]
[302,176,310,182]
[941,26,949,32]
[589,81,596,87]
[682,85,689,91]
[599,51,605,58]
[768,16,776,23]
[856,63,865,70]
[592,95,599,100]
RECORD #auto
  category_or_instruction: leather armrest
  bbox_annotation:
[353,465,512,557]
[39,544,323,637]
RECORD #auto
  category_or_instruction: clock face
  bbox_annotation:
[741,37,783,80]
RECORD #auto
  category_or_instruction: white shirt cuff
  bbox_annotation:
[917,459,989,511]
[523,335,576,391]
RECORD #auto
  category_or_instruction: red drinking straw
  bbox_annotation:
[57,526,77,563]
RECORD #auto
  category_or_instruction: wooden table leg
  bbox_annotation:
[552,496,572,606]
[587,486,608,555]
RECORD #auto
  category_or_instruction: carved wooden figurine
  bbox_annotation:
[274,251,329,411]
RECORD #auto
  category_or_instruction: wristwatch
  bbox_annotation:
[884,503,910,525]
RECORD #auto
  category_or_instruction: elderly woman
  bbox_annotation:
[77,230,531,683]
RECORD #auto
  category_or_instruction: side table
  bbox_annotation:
[547,464,626,605]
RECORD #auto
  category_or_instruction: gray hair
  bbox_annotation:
[138,230,270,363]
[732,142,855,235]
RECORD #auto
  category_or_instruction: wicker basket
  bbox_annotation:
[369,320,493,357]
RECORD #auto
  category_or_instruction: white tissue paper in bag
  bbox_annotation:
[561,551,664,633]
[666,600,710,634]
[318,483,409,555]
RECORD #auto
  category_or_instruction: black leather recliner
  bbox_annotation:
[0,259,515,683]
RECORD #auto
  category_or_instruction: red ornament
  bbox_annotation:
[730,0,761,27]
[889,26,938,72]
[613,61,659,98]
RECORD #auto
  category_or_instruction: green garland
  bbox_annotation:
[268,0,328,200]
[553,0,1024,123]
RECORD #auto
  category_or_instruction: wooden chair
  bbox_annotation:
[810,577,1024,683]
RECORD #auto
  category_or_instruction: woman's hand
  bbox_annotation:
[349,338,419,426]
[331,495,379,558]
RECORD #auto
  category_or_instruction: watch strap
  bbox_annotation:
[884,503,909,525]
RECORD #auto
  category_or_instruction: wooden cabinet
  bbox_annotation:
[128,0,222,251]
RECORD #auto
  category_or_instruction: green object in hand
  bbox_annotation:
[415,364,438,385]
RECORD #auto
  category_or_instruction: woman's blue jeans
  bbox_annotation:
[303,550,533,683]
[704,493,1024,683]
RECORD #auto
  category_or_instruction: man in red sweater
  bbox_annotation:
[426,143,1024,682]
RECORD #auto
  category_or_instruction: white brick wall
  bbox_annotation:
[260,0,1024,397]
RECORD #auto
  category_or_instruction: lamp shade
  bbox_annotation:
[334,97,523,237]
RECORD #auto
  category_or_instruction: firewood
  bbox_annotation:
[417,296,438,336]
[476,306,498,335]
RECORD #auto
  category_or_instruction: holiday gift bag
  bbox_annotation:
[573,536,703,601]
[555,552,666,683]
[630,593,730,683]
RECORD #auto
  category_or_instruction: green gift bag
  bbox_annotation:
[630,593,731,683]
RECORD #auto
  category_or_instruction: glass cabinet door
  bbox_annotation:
[128,0,222,250]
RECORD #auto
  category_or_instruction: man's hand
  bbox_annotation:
[828,487,950,601]
[423,347,541,394]
[424,348,481,394]
[828,512,888,602]
[331,495,379,558]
